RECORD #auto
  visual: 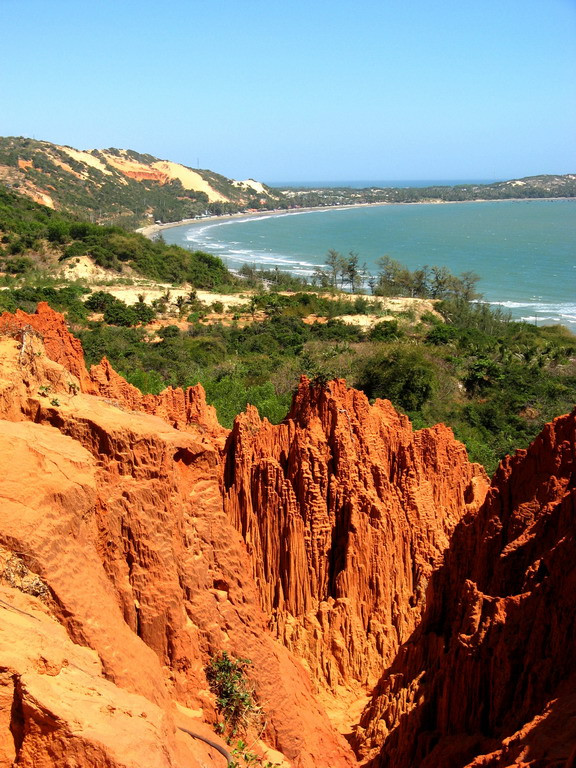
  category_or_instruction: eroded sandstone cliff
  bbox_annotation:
[0,304,574,767]
[0,306,355,768]
[222,379,488,723]
[354,409,576,767]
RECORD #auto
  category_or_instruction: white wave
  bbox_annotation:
[182,209,319,238]
[491,300,539,308]
[228,251,318,268]
[491,300,576,313]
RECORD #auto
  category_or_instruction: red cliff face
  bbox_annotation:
[88,356,227,441]
[0,304,574,768]
[0,307,356,768]
[355,408,576,768]
[222,379,488,711]
[0,302,91,388]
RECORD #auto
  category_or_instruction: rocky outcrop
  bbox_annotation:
[0,308,356,768]
[0,303,574,767]
[88,356,226,441]
[0,586,195,768]
[0,304,226,439]
[222,380,488,701]
[0,302,91,389]
[354,408,576,767]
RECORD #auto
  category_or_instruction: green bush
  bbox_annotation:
[205,652,259,735]
[357,346,438,412]
[4,256,34,274]
[309,319,365,342]
[369,320,401,341]
[103,301,137,327]
[425,323,458,345]
[85,290,118,312]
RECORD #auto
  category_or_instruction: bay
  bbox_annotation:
[161,199,576,331]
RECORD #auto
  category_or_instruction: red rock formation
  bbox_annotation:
[0,302,91,388]
[355,408,576,767]
[1,303,574,768]
[0,305,356,767]
[89,356,226,441]
[121,169,170,183]
[0,304,225,438]
[222,379,488,703]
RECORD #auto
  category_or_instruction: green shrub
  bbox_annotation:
[309,319,365,342]
[132,302,156,324]
[425,323,458,345]
[357,346,438,412]
[4,256,34,274]
[369,320,401,341]
[103,301,137,327]
[85,290,118,312]
[205,652,259,735]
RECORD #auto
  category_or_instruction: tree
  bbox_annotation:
[430,265,451,298]
[375,255,404,296]
[459,271,481,301]
[312,265,331,289]
[357,347,437,412]
[103,302,137,327]
[325,249,343,289]
[412,265,430,297]
[345,251,362,292]
[367,272,378,295]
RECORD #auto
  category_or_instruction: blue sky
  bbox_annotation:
[1,0,575,182]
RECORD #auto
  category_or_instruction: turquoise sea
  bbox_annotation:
[161,199,576,331]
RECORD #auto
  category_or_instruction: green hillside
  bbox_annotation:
[0,186,235,288]
[0,137,284,227]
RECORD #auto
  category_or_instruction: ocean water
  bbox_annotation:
[161,199,576,331]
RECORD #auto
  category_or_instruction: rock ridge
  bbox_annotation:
[0,303,574,767]
[354,407,576,767]
[223,378,489,700]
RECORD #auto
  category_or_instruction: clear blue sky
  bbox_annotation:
[1,0,575,182]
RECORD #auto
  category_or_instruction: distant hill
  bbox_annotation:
[278,173,576,207]
[0,137,284,227]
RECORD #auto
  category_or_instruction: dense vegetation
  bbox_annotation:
[1,263,574,473]
[0,187,236,288]
[73,295,576,472]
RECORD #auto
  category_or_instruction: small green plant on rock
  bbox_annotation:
[230,739,280,768]
[205,652,260,735]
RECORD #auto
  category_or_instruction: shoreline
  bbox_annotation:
[136,202,394,238]
[136,196,574,239]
